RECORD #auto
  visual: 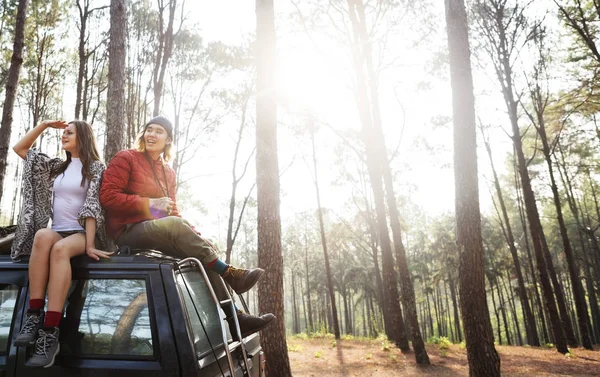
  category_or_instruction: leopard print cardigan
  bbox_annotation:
[11,149,114,261]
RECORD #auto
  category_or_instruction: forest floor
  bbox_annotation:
[287,335,600,376]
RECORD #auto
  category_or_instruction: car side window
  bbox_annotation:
[62,279,154,358]
[176,270,228,357]
[0,284,19,355]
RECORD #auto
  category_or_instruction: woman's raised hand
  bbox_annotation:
[42,120,68,129]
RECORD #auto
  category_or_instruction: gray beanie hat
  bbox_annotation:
[144,115,173,139]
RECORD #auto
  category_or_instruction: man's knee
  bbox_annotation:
[152,216,188,234]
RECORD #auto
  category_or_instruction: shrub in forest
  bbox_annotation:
[291,333,309,340]
[381,339,391,352]
[427,336,441,344]
[439,337,452,349]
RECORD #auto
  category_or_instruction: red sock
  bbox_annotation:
[44,311,62,328]
[205,259,218,269]
[29,299,44,312]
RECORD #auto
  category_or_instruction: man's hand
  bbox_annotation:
[86,246,114,261]
[149,197,174,217]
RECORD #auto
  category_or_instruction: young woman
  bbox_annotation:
[11,120,113,368]
[100,116,274,338]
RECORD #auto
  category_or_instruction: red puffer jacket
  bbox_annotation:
[100,149,180,239]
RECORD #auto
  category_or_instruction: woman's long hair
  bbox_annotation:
[51,120,101,186]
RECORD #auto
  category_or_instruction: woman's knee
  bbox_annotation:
[31,229,57,256]
[49,241,70,262]
[33,228,56,246]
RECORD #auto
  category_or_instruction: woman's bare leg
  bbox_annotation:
[29,229,62,300]
[46,233,86,313]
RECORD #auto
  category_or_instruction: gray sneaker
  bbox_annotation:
[25,327,60,368]
[14,311,45,347]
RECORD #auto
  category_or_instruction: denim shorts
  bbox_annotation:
[56,230,85,238]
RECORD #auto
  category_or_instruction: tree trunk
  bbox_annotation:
[483,137,539,345]
[511,115,569,353]
[300,278,308,334]
[433,287,442,337]
[489,278,502,345]
[105,0,127,162]
[111,293,147,354]
[362,297,367,337]
[497,279,512,345]
[426,291,434,337]
[291,272,300,334]
[304,235,314,333]
[255,0,292,375]
[533,112,593,349]
[443,282,454,341]
[559,156,600,343]
[344,0,408,352]
[445,0,501,374]
[0,0,29,206]
[225,95,254,263]
[502,271,522,345]
[515,164,550,344]
[367,211,384,310]
[480,0,570,353]
[152,0,177,116]
[347,0,429,363]
[342,287,351,335]
[448,273,463,342]
[309,124,341,339]
[75,1,88,119]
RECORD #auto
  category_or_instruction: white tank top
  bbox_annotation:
[51,158,89,231]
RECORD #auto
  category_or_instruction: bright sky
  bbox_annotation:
[186,0,461,226]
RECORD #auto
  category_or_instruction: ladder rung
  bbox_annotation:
[228,341,241,351]
[220,299,233,305]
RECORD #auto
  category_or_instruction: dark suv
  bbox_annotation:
[0,229,265,377]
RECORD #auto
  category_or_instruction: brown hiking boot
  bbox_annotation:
[222,266,264,294]
[227,310,275,340]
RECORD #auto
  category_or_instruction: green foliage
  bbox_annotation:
[381,339,391,352]
[314,349,324,358]
[288,344,303,352]
[544,343,555,349]
[330,340,337,348]
[439,337,452,350]
[292,333,310,341]
[365,353,372,360]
